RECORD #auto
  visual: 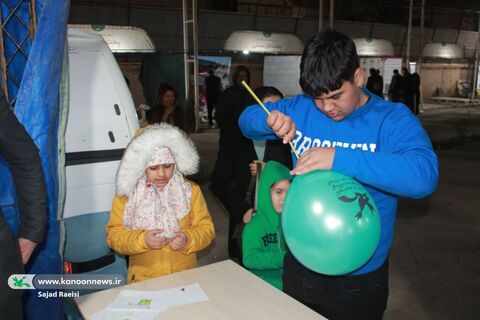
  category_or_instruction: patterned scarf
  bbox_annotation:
[123,147,192,238]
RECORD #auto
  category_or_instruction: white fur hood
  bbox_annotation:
[116,123,199,196]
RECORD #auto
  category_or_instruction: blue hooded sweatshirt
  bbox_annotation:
[238,89,438,275]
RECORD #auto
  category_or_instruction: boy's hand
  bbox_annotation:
[267,111,296,144]
[144,229,169,249]
[169,232,188,251]
[290,147,336,175]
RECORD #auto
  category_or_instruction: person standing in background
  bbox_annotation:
[411,72,421,115]
[374,69,384,99]
[204,69,223,128]
[146,83,185,130]
[388,69,403,102]
[366,68,384,98]
[401,67,416,114]
[210,65,257,263]
[0,89,47,320]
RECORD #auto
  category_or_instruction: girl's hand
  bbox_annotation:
[144,229,169,249]
[169,232,188,251]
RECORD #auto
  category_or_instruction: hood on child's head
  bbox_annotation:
[257,161,292,221]
[115,123,199,196]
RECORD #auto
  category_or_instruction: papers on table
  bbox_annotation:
[90,309,159,320]
[90,283,209,320]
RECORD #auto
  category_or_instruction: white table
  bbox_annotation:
[75,260,325,319]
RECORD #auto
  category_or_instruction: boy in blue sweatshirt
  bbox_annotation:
[239,29,438,320]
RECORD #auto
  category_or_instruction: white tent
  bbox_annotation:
[423,43,463,59]
[224,31,304,54]
[353,38,394,57]
[68,24,156,53]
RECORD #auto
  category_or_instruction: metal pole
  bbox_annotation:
[418,0,425,112]
[329,0,334,29]
[127,0,132,26]
[192,0,200,132]
[418,0,425,68]
[319,0,323,32]
[471,12,480,101]
[406,0,413,69]
[182,0,189,102]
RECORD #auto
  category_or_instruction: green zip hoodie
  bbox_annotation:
[242,161,291,290]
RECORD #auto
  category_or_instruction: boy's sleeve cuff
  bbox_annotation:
[332,148,357,177]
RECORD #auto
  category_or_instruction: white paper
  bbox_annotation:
[107,290,168,312]
[90,283,209,319]
[90,308,159,320]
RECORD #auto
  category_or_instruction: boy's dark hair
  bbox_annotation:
[300,29,359,97]
[254,86,284,101]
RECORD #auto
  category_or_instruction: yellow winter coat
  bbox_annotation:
[106,180,215,283]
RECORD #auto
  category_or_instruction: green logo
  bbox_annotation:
[13,276,31,288]
[90,24,105,32]
[8,274,35,290]
[138,299,152,305]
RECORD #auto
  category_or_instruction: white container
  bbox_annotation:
[63,28,139,219]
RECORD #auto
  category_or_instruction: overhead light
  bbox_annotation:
[67,24,156,53]
[409,62,417,73]
[353,38,394,57]
[423,43,463,59]
[225,31,304,54]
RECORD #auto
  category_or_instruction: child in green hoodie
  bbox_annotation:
[242,161,291,290]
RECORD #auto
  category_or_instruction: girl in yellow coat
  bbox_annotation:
[106,123,215,283]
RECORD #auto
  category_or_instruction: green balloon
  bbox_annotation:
[282,170,381,275]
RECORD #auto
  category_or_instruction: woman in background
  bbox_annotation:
[146,83,185,130]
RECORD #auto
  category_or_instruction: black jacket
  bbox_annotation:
[205,74,222,96]
[146,104,185,131]
[211,85,257,220]
[0,90,47,318]
[0,91,47,242]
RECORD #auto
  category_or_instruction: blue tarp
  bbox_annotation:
[0,0,31,104]
[0,1,70,319]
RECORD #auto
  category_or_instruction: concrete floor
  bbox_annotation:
[190,104,480,320]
